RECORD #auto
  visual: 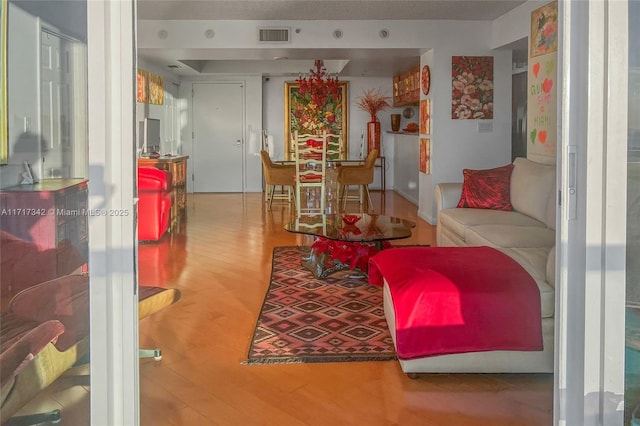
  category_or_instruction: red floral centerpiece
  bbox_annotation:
[310,238,391,272]
[356,89,392,156]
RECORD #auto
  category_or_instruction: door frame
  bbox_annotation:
[87,0,139,424]
[556,0,628,424]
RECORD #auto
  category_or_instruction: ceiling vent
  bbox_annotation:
[258,27,290,43]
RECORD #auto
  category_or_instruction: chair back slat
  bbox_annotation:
[293,131,328,216]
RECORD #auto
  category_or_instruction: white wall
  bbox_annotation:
[0,4,41,189]
[1,2,90,189]
[393,134,419,203]
[492,0,545,49]
[12,0,86,42]
[417,38,513,224]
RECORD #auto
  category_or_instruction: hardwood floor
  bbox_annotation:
[13,191,553,425]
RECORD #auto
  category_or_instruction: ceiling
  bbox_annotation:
[136,0,529,77]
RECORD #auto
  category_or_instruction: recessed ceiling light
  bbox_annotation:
[273,56,288,60]
[158,29,168,39]
[333,29,343,39]
[379,29,390,39]
[204,29,215,39]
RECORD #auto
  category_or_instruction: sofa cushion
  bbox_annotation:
[498,247,554,318]
[510,157,556,224]
[545,188,557,230]
[465,225,556,248]
[546,246,556,288]
[439,208,547,243]
[457,164,514,211]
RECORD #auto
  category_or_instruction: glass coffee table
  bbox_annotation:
[285,213,415,279]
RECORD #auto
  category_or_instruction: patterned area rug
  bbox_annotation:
[245,246,396,364]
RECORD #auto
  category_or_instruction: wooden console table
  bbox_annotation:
[138,155,189,230]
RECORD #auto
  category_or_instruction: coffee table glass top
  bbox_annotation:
[285,213,415,243]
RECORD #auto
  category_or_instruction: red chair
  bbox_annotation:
[138,167,172,241]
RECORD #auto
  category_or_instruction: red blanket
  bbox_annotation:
[368,246,543,360]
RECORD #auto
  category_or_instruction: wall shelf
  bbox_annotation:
[387,131,418,136]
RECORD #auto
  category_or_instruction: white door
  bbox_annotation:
[192,82,244,192]
[41,30,73,179]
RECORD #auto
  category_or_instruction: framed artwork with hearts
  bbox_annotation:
[527,2,558,162]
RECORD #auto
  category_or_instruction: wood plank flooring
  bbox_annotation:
[13,191,553,425]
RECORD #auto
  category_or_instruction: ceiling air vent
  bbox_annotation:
[258,27,290,43]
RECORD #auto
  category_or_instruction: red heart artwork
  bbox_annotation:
[538,130,548,144]
[542,78,553,94]
[533,63,541,78]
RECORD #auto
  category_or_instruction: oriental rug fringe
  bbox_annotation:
[245,246,396,365]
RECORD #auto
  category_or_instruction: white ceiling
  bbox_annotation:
[137,0,527,21]
[136,0,529,77]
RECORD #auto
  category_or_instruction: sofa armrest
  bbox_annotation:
[435,183,463,212]
[0,319,65,388]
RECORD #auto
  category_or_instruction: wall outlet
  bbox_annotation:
[477,121,493,133]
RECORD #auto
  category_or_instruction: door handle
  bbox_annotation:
[235,139,242,146]
[567,145,577,221]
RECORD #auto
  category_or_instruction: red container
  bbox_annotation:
[367,120,381,157]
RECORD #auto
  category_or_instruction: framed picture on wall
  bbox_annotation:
[284,81,349,160]
[137,68,164,105]
[420,138,430,174]
[137,69,148,103]
[420,99,431,135]
[530,1,558,58]
[451,56,494,119]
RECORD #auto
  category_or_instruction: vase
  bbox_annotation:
[391,114,401,132]
[367,118,381,157]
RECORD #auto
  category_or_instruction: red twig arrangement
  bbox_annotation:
[356,88,392,119]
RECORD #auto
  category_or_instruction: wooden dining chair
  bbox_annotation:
[338,149,378,212]
[325,133,345,160]
[293,131,328,216]
[260,150,295,210]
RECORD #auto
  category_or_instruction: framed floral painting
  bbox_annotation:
[451,56,494,120]
[284,81,348,160]
[419,138,430,174]
[530,1,558,58]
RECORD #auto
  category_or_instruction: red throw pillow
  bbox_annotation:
[456,164,514,210]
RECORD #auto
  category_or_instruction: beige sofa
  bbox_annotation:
[384,157,556,373]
